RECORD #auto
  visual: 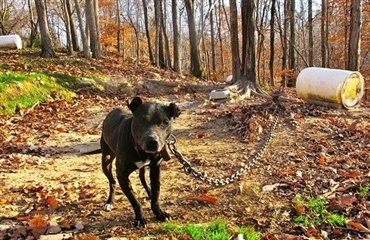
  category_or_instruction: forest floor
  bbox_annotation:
[0,51,369,240]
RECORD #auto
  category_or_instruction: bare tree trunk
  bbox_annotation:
[28,0,38,47]
[289,0,295,71]
[321,0,327,67]
[308,0,313,66]
[184,0,202,78]
[65,0,79,51]
[209,0,216,72]
[269,0,276,86]
[282,0,288,85]
[172,0,181,72]
[86,0,101,58]
[217,0,225,72]
[256,1,267,84]
[241,0,256,84]
[142,0,152,61]
[229,0,240,84]
[34,0,56,58]
[154,0,164,67]
[116,0,121,54]
[161,0,171,68]
[74,0,90,59]
[62,0,73,55]
[142,0,154,63]
[93,0,101,51]
[347,0,362,71]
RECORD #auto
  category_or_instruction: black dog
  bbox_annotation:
[86,96,180,227]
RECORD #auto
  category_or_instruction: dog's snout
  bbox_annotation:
[142,135,160,153]
[147,136,158,148]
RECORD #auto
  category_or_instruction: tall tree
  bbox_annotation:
[154,0,165,67]
[184,0,202,78]
[288,0,295,71]
[308,0,313,66]
[142,0,154,63]
[269,0,276,86]
[347,0,362,71]
[116,0,121,53]
[28,0,38,47]
[34,0,56,58]
[229,0,240,84]
[172,0,181,72]
[209,0,216,72]
[62,0,73,55]
[229,0,259,93]
[241,0,256,84]
[321,0,327,67]
[281,0,288,85]
[160,0,171,68]
[74,0,90,59]
[66,0,79,51]
[216,0,225,71]
[86,0,101,58]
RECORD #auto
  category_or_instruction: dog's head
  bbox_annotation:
[128,96,180,154]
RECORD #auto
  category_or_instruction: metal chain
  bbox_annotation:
[167,103,284,186]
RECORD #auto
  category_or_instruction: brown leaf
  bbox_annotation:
[317,154,326,165]
[340,194,357,206]
[58,219,72,230]
[45,195,59,209]
[75,233,100,240]
[186,193,218,204]
[196,131,206,138]
[294,204,305,215]
[347,220,370,233]
[29,214,48,228]
[342,170,361,179]
[12,226,28,239]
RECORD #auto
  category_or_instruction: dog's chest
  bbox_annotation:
[135,160,151,169]
[135,158,162,169]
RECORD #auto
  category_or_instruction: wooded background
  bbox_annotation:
[0,0,368,86]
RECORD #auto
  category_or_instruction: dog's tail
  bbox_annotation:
[79,149,102,155]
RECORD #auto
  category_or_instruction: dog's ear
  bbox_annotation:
[127,96,143,112]
[168,103,181,119]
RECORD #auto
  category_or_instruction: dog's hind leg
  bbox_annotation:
[101,137,116,211]
[139,167,151,198]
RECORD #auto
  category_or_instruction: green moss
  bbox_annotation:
[293,195,348,227]
[0,71,76,114]
[163,220,261,240]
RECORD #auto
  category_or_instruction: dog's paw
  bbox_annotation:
[103,203,113,211]
[155,211,171,222]
[133,218,147,228]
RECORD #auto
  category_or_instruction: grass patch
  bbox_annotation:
[293,195,347,227]
[0,71,77,114]
[163,220,261,240]
[358,184,370,199]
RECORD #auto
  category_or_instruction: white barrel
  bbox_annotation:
[0,35,22,49]
[296,67,364,109]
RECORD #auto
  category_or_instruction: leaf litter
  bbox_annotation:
[0,53,369,239]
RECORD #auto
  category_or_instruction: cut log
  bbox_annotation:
[0,35,22,49]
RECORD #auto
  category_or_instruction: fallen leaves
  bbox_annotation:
[186,193,218,204]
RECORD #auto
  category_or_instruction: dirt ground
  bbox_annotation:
[1,82,370,239]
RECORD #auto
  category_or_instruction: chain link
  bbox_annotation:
[167,102,284,186]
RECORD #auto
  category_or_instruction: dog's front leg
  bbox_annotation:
[150,164,171,222]
[117,169,147,228]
